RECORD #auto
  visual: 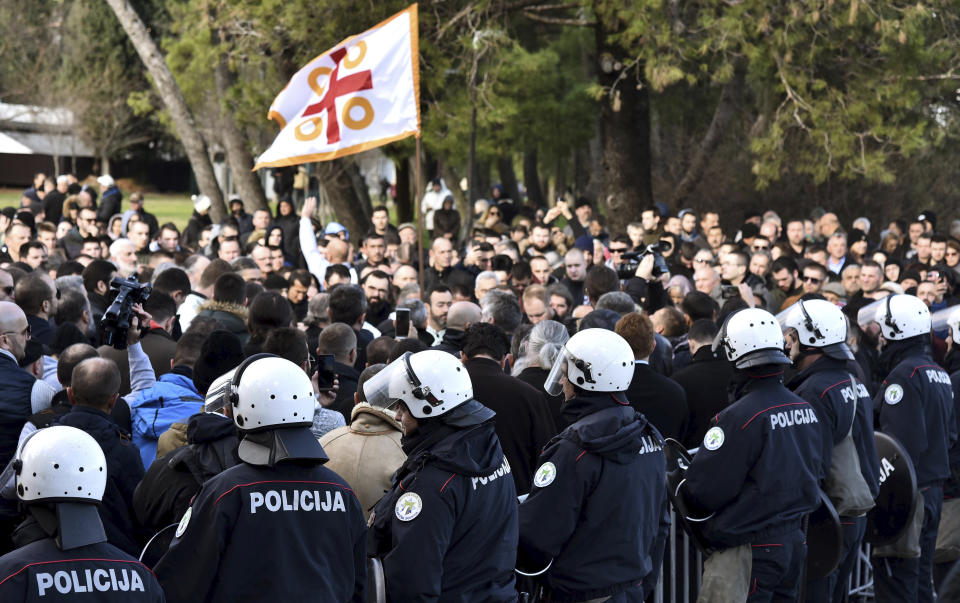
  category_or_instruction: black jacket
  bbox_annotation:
[56,405,146,556]
[133,412,239,565]
[624,362,688,442]
[26,315,54,348]
[0,354,39,469]
[434,328,466,356]
[465,357,557,493]
[684,371,823,548]
[788,356,881,504]
[518,394,669,601]
[875,338,957,487]
[328,360,360,424]
[516,366,566,432]
[97,186,122,223]
[155,452,367,603]
[671,346,733,449]
[0,537,163,601]
[371,420,518,602]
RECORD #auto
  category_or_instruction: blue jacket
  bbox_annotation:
[875,338,957,487]
[684,371,824,548]
[518,393,669,602]
[789,356,881,503]
[0,537,164,602]
[127,369,203,468]
[371,420,518,602]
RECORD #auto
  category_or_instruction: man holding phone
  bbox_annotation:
[316,324,360,423]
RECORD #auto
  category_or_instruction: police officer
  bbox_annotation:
[781,299,880,602]
[367,350,518,601]
[870,294,956,603]
[517,328,669,602]
[0,426,164,601]
[682,308,823,600]
[154,355,367,602]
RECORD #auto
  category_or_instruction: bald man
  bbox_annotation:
[434,301,482,356]
[59,357,145,556]
[0,301,56,552]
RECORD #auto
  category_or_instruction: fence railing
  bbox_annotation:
[652,509,875,602]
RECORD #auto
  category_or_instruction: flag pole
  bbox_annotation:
[415,135,424,295]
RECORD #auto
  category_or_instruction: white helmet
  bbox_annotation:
[777,299,853,360]
[363,350,473,419]
[544,328,634,396]
[874,294,930,340]
[14,426,106,503]
[714,308,789,368]
[207,354,316,431]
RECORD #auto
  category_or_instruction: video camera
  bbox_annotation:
[101,275,151,350]
[616,240,672,280]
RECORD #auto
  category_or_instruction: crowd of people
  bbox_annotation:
[0,170,958,601]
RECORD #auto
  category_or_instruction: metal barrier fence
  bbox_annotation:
[651,509,875,602]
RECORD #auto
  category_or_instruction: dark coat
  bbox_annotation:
[518,394,669,601]
[195,301,249,345]
[516,365,566,432]
[328,360,360,424]
[26,315,54,348]
[133,412,239,566]
[155,457,367,603]
[671,346,734,448]
[56,405,145,556]
[624,361,689,442]
[370,421,518,602]
[465,357,557,494]
[97,186,122,223]
[0,537,164,602]
[434,328,466,356]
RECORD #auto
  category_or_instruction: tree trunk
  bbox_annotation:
[496,156,521,205]
[315,158,371,238]
[595,27,653,235]
[670,68,744,207]
[104,0,225,221]
[214,52,268,212]
[395,156,412,224]
[523,147,544,209]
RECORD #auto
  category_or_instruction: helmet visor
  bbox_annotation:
[856,298,887,331]
[543,347,572,397]
[204,368,238,412]
[931,305,960,333]
[361,353,415,409]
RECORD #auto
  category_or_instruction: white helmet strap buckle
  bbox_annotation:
[403,352,443,407]
[884,295,902,336]
[572,357,595,385]
[799,301,824,341]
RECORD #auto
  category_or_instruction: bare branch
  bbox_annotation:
[522,11,593,26]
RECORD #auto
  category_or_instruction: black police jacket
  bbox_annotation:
[154,457,367,603]
[789,356,881,502]
[684,371,823,549]
[133,413,239,552]
[948,371,960,498]
[56,406,145,557]
[0,537,164,602]
[518,394,669,602]
[370,420,518,602]
[875,339,958,487]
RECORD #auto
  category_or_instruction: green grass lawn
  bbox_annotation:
[0,188,196,230]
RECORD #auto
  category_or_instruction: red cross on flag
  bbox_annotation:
[253,4,420,169]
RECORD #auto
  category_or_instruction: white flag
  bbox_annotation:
[254,4,419,169]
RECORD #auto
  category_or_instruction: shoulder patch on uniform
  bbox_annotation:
[884,384,904,405]
[703,426,725,451]
[175,506,192,538]
[395,492,422,521]
[533,462,557,488]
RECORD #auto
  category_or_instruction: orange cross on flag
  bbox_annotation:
[253,4,420,169]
